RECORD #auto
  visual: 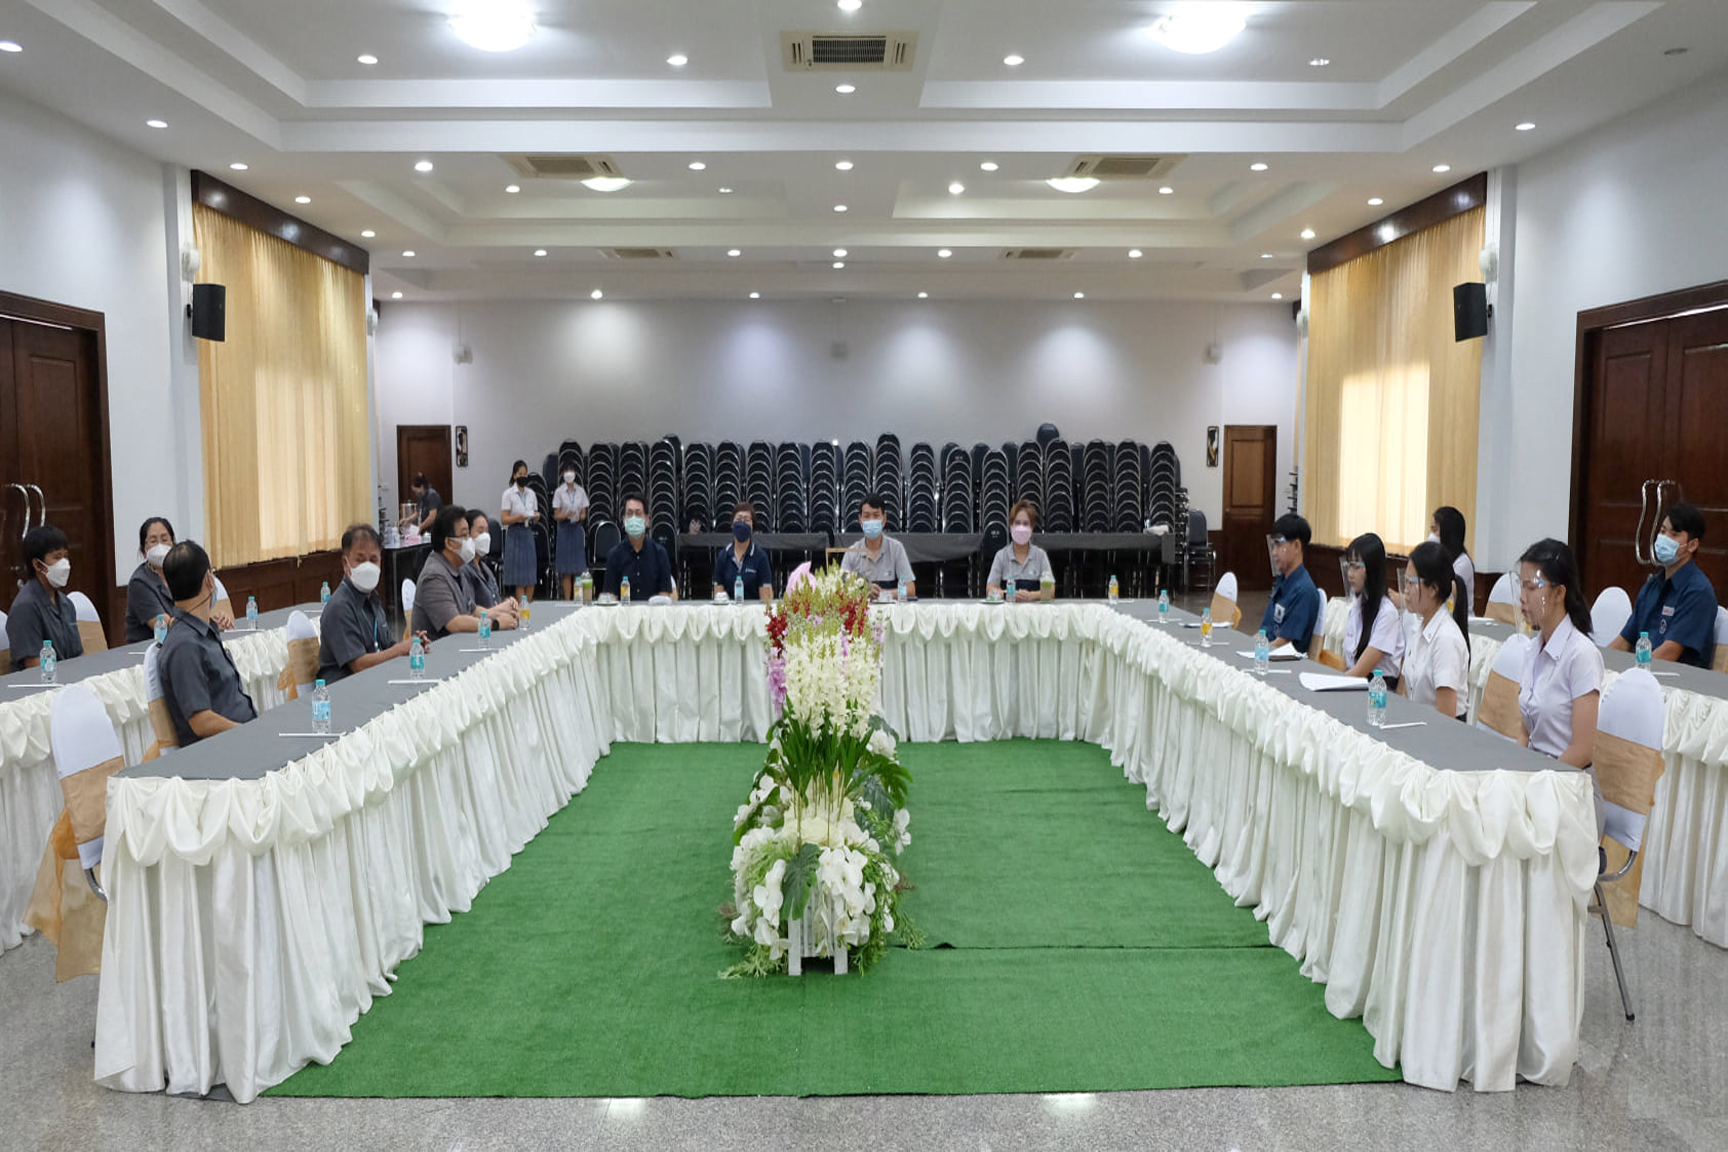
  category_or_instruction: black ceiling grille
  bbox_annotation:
[811,35,888,65]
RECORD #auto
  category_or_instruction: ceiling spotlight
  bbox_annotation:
[1515,121,1536,131]
[833,261,846,269]
[294,195,311,204]
[1149,5,1247,55]
[728,248,741,257]
[505,184,521,193]
[937,248,952,258]
[1158,185,1174,195]
[402,250,416,258]
[0,40,21,53]
[979,161,999,172]
[948,182,965,195]
[749,291,760,299]
[1073,292,1086,299]
[391,291,403,299]
[1047,177,1100,194]
[1300,228,1316,240]
[1128,249,1143,259]
[146,119,168,129]
[1250,162,1269,172]
[590,289,604,300]
[833,204,848,212]
[1309,58,1330,67]
[533,249,547,257]
[1433,163,1451,173]
[917,291,928,298]
[837,0,862,11]
[582,177,632,192]
[361,230,376,238]
[1368,197,1384,206]
[414,160,434,173]
[834,248,848,258]
[718,186,734,194]
[1003,54,1024,66]
[357,54,378,65]
[835,83,856,94]
[667,54,688,67]
[1272,292,1283,300]
[1261,252,1274,259]
[449,0,535,52]
[688,161,707,171]
[835,160,854,171]
[229,162,249,171]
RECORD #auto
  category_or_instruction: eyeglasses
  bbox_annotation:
[1519,577,1549,593]
[1268,536,1289,547]
[1401,575,1421,589]
[1342,561,1365,572]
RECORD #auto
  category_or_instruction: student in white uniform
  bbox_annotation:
[1433,505,1476,610]
[1340,532,1402,685]
[1400,540,1471,720]
[1514,538,1603,825]
[500,459,541,605]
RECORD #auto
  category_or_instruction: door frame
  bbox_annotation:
[1569,279,1728,555]
[0,289,116,635]
[1221,424,1278,592]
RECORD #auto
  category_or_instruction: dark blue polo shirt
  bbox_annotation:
[1620,560,1717,668]
[604,538,674,600]
[712,542,774,599]
[1260,563,1319,650]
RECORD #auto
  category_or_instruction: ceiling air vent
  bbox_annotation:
[1002,248,1076,261]
[503,154,623,180]
[600,248,676,260]
[1067,154,1185,180]
[781,31,917,71]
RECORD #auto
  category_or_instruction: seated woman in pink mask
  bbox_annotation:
[987,500,1056,602]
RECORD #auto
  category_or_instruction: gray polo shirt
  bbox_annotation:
[159,607,257,747]
[840,536,914,588]
[7,578,83,668]
[413,548,476,640]
[319,577,390,684]
[462,560,500,610]
[988,544,1054,591]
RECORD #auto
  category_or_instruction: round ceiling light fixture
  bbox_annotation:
[834,248,848,258]
[449,0,536,52]
[146,119,168,129]
[391,291,403,299]
[667,54,687,67]
[1250,162,1269,172]
[294,195,311,204]
[1148,4,1247,55]
[948,182,965,195]
[1003,54,1024,66]
[835,160,854,171]
[1047,177,1100,194]
[1515,121,1536,131]
[1367,197,1384,206]
[728,248,741,257]
[581,177,632,192]
[837,0,862,11]
[1073,292,1086,300]
[979,161,998,172]
[590,288,603,300]
[1432,163,1451,173]
[414,159,434,173]
[937,248,952,258]
[835,83,856,94]
[505,184,521,193]
[361,229,376,238]
[749,292,761,299]
[688,161,706,171]
[229,162,249,171]
[533,249,547,257]
[1128,249,1143,259]
[0,40,21,53]
[357,54,378,65]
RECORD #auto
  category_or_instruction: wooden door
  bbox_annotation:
[1662,310,1728,592]
[396,425,452,512]
[1221,425,1277,591]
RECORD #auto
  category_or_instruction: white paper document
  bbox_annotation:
[1235,649,1302,661]
[1299,672,1369,692]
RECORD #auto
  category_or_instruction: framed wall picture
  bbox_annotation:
[1206,426,1220,468]
[455,425,469,468]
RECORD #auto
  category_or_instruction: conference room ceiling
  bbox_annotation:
[1,0,1725,302]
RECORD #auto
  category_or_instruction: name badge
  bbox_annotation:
[1273,604,1286,624]
[1661,605,1676,617]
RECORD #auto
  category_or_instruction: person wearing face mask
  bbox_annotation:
[124,516,179,643]
[603,494,677,601]
[712,501,775,602]
[987,500,1055,602]
[1400,540,1471,720]
[1610,501,1717,668]
[157,540,257,746]
[841,493,914,599]
[413,505,519,640]
[553,466,590,601]
[1390,505,1475,612]
[1514,538,1604,829]
[1339,532,1402,684]
[399,472,442,536]
[8,525,84,669]
[500,459,542,605]
[1258,513,1318,651]
[462,510,502,610]
[319,523,427,683]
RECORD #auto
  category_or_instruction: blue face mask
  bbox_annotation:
[1654,533,1681,566]
[624,515,646,539]
[861,519,883,540]
[733,520,752,543]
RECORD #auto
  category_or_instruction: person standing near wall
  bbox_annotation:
[500,459,541,605]
[553,466,590,600]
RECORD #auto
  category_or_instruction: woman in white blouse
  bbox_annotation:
[1340,532,1402,685]
[553,467,590,601]
[1514,538,1602,770]
[500,459,541,604]
[1433,505,1476,609]
[1400,540,1471,719]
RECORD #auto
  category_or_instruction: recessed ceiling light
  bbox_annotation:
[1250,162,1269,172]
[414,160,434,173]
[1515,121,1536,131]
[294,195,311,204]
[1309,57,1329,67]
[582,177,632,192]
[1261,253,1274,259]
[357,54,378,65]
[1300,228,1316,240]
[146,119,168,129]
[835,83,856,94]
[937,248,952,258]
[1073,292,1086,299]
[688,161,706,171]
[1272,292,1283,300]
[1004,54,1024,66]
[1047,177,1100,194]
[1148,6,1247,55]
[229,162,248,171]
[591,289,603,300]
[0,40,20,53]
[833,261,846,269]
[1432,163,1451,173]
[667,54,688,67]
[718,186,734,194]
[728,248,741,257]
[449,0,535,52]
[391,291,403,299]
[917,292,928,298]
[361,230,376,238]
[835,160,854,171]
[948,182,965,195]
[979,161,998,172]
[1368,197,1384,206]
[834,248,848,258]
[402,250,416,257]
[505,184,520,193]
[533,249,547,257]
[833,204,848,212]
[837,0,862,11]
[1158,185,1174,195]
[749,291,760,299]
[1128,249,1143,259]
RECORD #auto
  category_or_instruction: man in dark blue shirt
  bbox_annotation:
[604,494,677,601]
[711,501,774,601]
[1612,501,1718,668]
[1260,513,1320,652]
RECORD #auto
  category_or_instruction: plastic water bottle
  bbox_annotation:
[153,613,168,647]
[477,611,492,649]
[1368,671,1388,728]
[409,636,425,681]
[1635,632,1652,666]
[320,581,331,605]
[897,578,908,603]
[311,679,331,735]
[39,641,56,685]
[1254,629,1270,676]
[735,574,745,604]
[1200,607,1213,645]
[520,600,531,631]
[1158,588,1170,624]
[620,576,631,603]
[246,595,259,631]
[1108,574,1119,603]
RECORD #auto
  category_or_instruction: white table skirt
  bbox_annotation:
[0,628,298,953]
[1327,595,1728,952]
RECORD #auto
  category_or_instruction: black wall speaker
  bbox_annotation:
[1453,281,1489,342]
[190,283,226,342]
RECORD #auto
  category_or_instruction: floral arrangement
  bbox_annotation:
[724,567,914,976]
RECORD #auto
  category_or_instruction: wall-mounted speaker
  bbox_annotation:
[190,283,226,342]
[1453,281,1489,342]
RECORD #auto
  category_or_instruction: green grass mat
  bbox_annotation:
[268,741,1399,1098]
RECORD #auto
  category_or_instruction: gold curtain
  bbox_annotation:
[1303,206,1485,552]
[194,204,370,567]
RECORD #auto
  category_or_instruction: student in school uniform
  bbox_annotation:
[157,541,256,746]
[1610,501,1718,668]
[319,523,425,684]
[841,492,914,599]
[1259,513,1318,651]
[1432,505,1475,603]
[553,466,590,600]
[124,516,179,643]
[711,501,774,601]
[986,500,1056,602]
[500,459,541,605]
[413,506,518,641]
[7,525,82,670]
[1400,540,1471,720]
[462,510,502,610]
[1340,532,1402,686]
[1515,538,1604,828]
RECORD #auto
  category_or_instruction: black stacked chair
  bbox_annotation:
[1081,440,1113,533]
[940,445,973,532]
[1014,440,1043,521]
[1148,441,1182,531]
[555,443,585,490]
[617,441,649,511]
[648,438,680,540]
[841,441,873,530]
[775,442,806,532]
[1113,441,1144,532]
[906,442,938,532]
[809,441,841,534]
[979,448,1011,535]
[872,434,903,531]
[586,442,617,525]
[744,441,775,530]
[1042,439,1074,533]
[683,442,713,532]
[713,441,743,527]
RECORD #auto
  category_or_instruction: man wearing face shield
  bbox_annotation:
[7,525,84,669]
[1610,501,1717,668]
[1258,513,1319,651]
[319,523,429,683]
[413,505,519,640]
[712,501,774,601]
[158,540,257,746]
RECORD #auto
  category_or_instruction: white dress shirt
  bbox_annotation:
[502,486,538,521]
[1518,615,1603,759]
[1453,551,1476,599]
[1343,594,1404,679]
[1403,608,1469,718]
[553,482,589,518]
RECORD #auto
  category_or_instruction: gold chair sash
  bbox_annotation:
[1485,602,1517,625]
[1477,671,1523,741]
[1317,649,1346,672]
[1209,592,1242,631]
[276,635,321,700]
[147,695,178,752]
[1594,730,1666,929]
[77,620,108,653]
[61,754,123,850]
[25,812,104,981]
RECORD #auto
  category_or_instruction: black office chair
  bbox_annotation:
[978,522,1008,598]
[1182,509,1215,594]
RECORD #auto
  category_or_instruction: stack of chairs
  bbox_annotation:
[745,441,775,530]
[648,437,681,540]
[1014,441,1043,521]
[940,444,973,532]
[617,441,649,510]
[775,442,807,532]
[841,442,873,530]
[873,434,903,530]
[683,442,714,532]
[1080,440,1113,533]
[586,442,617,526]
[1043,440,1075,532]
[1113,441,1144,532]
[809,442,841,534]
[979,448,1011,534]
[906,443,939,532]
[1148,441,1181,531]
[713,441,743,527]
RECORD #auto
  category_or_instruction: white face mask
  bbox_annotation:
[563,472,575,484]
[43,558,71,588]
[472,532,491,557]
[458,537,477,563]
[348,561,381,594]
[1427,532,1440,544]
[146,543,171,568]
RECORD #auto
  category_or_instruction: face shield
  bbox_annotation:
[1518,573,1550,635]
[1340,557,1364,601]
[1266,534,1287,581]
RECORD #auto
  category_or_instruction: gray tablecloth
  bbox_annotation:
[1471,617,1728,704]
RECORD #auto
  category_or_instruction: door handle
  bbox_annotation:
[4,483,26,542]
[1636,478,1684,566]
[24,483,44,530]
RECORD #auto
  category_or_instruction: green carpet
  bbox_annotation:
[268,740,1399,1098]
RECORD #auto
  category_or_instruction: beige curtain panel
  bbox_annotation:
[1303,206,1485,552]
[193,204,371,567]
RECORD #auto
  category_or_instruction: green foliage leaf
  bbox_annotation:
[781,842,822,922]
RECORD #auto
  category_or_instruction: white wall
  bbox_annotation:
[1491,70,1728,568]
[0,91,188,584]
[374,298,1299,527]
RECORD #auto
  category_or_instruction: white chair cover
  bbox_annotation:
[142,644,176,758]
[0,607,8,674]
[1215,571,1238,603]
[49,684,124,871]
[1714,606,1728,672]
[1597,667,1666,851]
[1490,632,1533,680]
[401,578,416,614]
[1590,586,1632,647]
[285,610,318,697]
[1477,633,1533,741]
[1487,572,1517,608]
[213,576,229,603]
[67,591,100,623]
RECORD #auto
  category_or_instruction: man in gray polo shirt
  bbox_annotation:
[320,522,425,683]
[413,505,518,641]
[158,540,257,747]
[841,492,915,598]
